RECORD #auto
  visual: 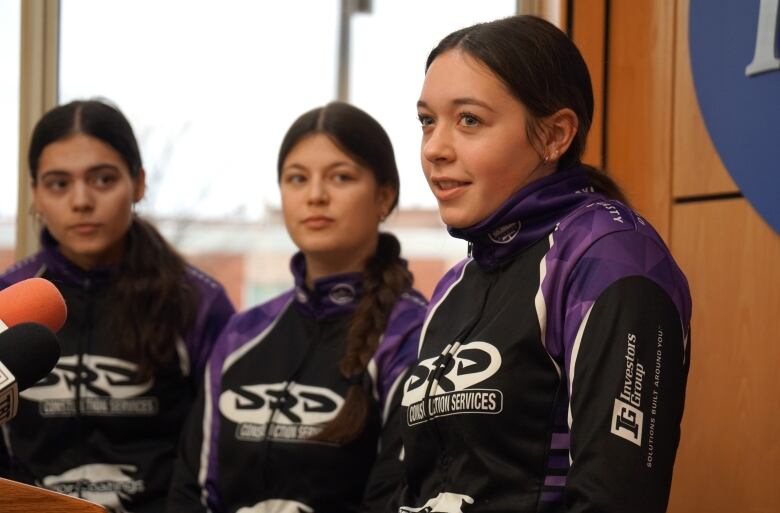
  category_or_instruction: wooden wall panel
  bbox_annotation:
[571,0,606,168]
[673,0,738,198]
[606,0,676,241]
[668,199,780,513]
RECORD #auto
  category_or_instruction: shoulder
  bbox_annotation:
[185,264,227,299]
[547,199,675,274]
[550,200,691,327]
[0,252,47,289]
[370,288,428,406]
[554,199,642,248]
[428,257,473,308]
[379,287,428,356]
[389,288,428,323]
[221,290,296,345]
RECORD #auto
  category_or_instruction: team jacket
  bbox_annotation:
[396,168,692,513]
[0,229,235,513]
[167,252,428,513]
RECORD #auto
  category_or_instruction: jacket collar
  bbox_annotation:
[38,229,119,288]
[448,167,602,269]
[289,252,363,319]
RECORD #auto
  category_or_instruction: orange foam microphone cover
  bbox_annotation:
[0,277,67,333]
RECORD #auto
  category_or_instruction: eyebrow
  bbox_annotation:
[39,163,121,178]
[417,97,497,113]
[282,161,359,173]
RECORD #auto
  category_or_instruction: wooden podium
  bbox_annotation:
[0,478,108,512]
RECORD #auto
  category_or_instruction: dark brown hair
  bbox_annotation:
[29,100,199,380]
[278,102,412,444]
[427,15,627,203]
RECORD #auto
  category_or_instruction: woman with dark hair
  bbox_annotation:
[398,16,691,513]
[0,99,235,513]
[167,101,427,513]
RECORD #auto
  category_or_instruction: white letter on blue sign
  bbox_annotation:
[746,0,780,76]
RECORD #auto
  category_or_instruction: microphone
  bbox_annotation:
[0,323,61,425]
[0,277,67,333]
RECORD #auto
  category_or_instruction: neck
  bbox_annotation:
[303,237,378,288]
[59,239,125,271]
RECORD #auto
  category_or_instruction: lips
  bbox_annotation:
[302,216,334,230]
[69,223,101,235]
[436,180,468,190]
[431,177,471,201]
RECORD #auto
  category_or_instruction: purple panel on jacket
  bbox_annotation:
[372,290,427,405]
[540,201,692,380]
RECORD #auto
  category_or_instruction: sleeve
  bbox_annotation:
[563,235,691,512]
[361,367,411,513]
[188,285,235,381]
[167,377,211,513]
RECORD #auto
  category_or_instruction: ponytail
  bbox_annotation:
[580,164,630,205]
[313,233,412,444]
[110,216,199,381]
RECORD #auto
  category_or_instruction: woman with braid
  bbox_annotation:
[167,102,427,513]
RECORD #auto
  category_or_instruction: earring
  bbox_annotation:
[28,205,43,225]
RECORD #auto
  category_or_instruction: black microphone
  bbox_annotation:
[0,323,61,425]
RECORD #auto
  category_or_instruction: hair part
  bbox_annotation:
[426,15,627,203]
[29,100,143,183]
[28,99,199,379]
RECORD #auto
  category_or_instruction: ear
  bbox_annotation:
[541,108,579,162]
[133,168,147,203]
[376,185,396,222]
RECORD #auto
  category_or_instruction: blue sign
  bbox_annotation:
[689,0,780,233]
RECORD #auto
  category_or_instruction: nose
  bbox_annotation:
[307,175,328,206]
[422,125,455,165]
[70,180,95,212]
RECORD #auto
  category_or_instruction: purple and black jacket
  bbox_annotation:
[0,228,235,513]
[167,252,428,513]
[397,168,692,513]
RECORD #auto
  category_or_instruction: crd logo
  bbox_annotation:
[20,355,154,401]
[220,382,344,425]
[41,463,142,513]
[400,492,475,513]
[402,341,502,406]
[237,499,314,513]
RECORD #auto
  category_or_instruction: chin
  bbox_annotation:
[438,207,479,229]
[294,236,343,256]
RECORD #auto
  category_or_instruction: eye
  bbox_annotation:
[417,113,435,128]
[331,172,355,183]
[42,177,69,192]
[283,172,307,185]
[458,112,481,127]
[92,172,118,189]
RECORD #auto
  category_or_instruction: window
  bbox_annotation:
[349,0,517,210]
[0,0,21,270]
[59,0,339,307]
[56,1,518,305]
